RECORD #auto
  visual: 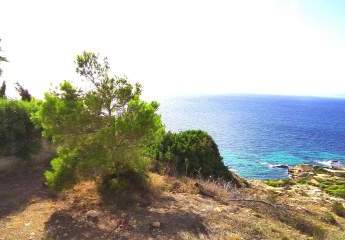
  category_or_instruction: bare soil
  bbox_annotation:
[1,165,345,240]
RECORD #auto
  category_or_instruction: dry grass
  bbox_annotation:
[1,167,345,240]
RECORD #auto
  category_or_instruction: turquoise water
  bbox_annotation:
[158,95,345,179]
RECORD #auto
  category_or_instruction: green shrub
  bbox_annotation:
[155,130,240,184]
[313,177,345,199]
[332,202,345,218]
[40,52,163,191]
[265,179,294,187]
[0,99,41,160]
[296,177,308,185]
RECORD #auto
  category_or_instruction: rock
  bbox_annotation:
[229,171,250,188]
[86,210,100,221]
[214,207,222,213]
[324,168,345,177]
[24,221,31,227]
[272,164,289,169]
[121,232,130,237]
[151,221,161,228]
[288,164,314,178]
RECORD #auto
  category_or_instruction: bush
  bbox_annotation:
[332,202,345,218]
[155,130,241,184]
[313,177,345,199]
[265,179,294,187]
[0,99,41,160]
[40,52,163,191]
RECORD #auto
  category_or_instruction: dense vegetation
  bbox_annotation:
[39,52,164,190]
[155,130,238,182]
[0,47,240,191]
[0,99,41,160]
[265,179,294,188]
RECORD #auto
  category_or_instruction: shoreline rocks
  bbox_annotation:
[288,163,345,179]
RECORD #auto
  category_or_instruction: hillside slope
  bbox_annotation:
[0,165,345,240]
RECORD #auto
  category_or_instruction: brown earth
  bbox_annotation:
[1,164,345,240]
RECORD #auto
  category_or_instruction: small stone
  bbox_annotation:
[63,233,68,237]
[86,210,100,221]
[198,233,206,240]
[214,207,222,213]
[121,232,130,237]
[151,221,161,228]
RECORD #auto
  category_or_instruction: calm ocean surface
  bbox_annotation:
[158,95,345,179]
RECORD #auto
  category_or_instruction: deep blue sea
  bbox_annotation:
[158,95,345,179]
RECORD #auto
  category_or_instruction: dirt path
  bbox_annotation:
[0,164,57,240]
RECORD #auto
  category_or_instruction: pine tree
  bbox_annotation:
[0,81,6,99]
[15,82,32,101]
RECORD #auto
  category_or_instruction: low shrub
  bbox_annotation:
[332,202,345,218]
[155,130,245,186]
[296,177,309,185]
[314,177,345,198]
[0,99,41,160]
[265,179,294,187]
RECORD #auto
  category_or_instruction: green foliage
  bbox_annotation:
[265,179,294,187]
[39,52,164,190]
[155,130,234,181]
[0,99,41,160]
[332,202,345,218]
[313,177,345,198]
[296,177,308,185]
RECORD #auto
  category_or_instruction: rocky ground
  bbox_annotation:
[1,164,345,240]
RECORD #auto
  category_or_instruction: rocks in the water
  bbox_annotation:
[272,164,289,169]
[289,163,345,179]
[318,160,343,170]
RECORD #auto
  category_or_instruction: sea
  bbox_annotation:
[158,95,345,179]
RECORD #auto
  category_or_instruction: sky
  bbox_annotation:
[1,0,345,99]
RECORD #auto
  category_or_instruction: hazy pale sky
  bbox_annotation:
[1,0,345,99]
